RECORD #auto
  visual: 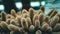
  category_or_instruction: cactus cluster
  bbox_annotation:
[0,6,60,34]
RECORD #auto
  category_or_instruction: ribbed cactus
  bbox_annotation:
[21,18,28,30]
[0,13,1,18]
[53,23,60,32]
[8,24,24,32]
[0,21,8,29]
[29,25,35,32]
[11,9,16,17]
[56,13,60,23]
[33,14,39,25]
[24,32,28,34]
[10,19,19,26]
[49,15,59,28]
[49,10,58,18]
[16,16,22,27]
[1,12,6,21]
[6,14,11,19]
[8,24,19,31]
[22,13,29,18]
[0,6,60,34]
[40,6,45,13]
[6,19,11,24]
[39,13,44,25]
[26,17,32,27]
[39,10,44,14]
[41,22,52,32]
[0,21,10,33]
[29,8,35,24]
[34,20,40,29]
[22,9,28,14]
[44,16,49,23]
[10,31,15,34]
[47,9,54,16]
[35,30,42,34]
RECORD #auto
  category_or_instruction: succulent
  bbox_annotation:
[29,8,35,23]
[10,19,19,26]
[53,23,60,32]
[0,6,60,34]
[47,9,54,16]
[39,13,44,25]
[56,13,60,23]
[35,30,42,34]
[33,14,39,25]
[6,14,11,19]
[0,21,8,30]
[6,19,11,24]
[1,12,6,21]
[8,24,20,31]
[22,13,29,18]
[49,15,59,28]
[49,10,58,18]
[21,18,28,30]
[34,20,40,30]
[11,9,16,17]
[8,24,24,32]
[29,25,35,32]
[24,32,28,34]
[22,9,28,14]
[40,6,45,13]
[41,22,52,33]
[39,10,44,14]
[44,16,49,23]
[16,16,22,27]
[26,17,32,27]
[10,31,15,34]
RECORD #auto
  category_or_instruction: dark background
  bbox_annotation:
[0,0,60,14]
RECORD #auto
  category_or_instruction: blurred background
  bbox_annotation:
[0,0,60,14]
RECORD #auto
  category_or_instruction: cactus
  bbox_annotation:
[47,9,54,16]
[40,6,45,13]
[0,21,10,33]
[49,10,58,18]
[49,15,59,28]
[39,10,44,14]
[6,19,11,24]
[22,13,29,18]
[11,9,16,17]
[35,30,42,34]
[0,6,60,34]
[1,12,6,21]
[8,24,24,32]
[21,18,28,30]
[16,16,22,27]
[33,14,39,25]
[10,31,15,34]
[39,13,44,25]
[10,19,19,26]
[29,8,35,23]
[53,23,60,32]
[29,25,35,32]
[0,21,8,30]
[44,16,49,23]
[24,32,28,34]
[6,14,11,19]
[22,9,28,14]
[10,31,22,34]
[34,20,40,29]
[56,13,60,23]
[26,17,32,27]
[41,22,52,33]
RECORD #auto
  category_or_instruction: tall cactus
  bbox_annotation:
[1,12,6,21]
